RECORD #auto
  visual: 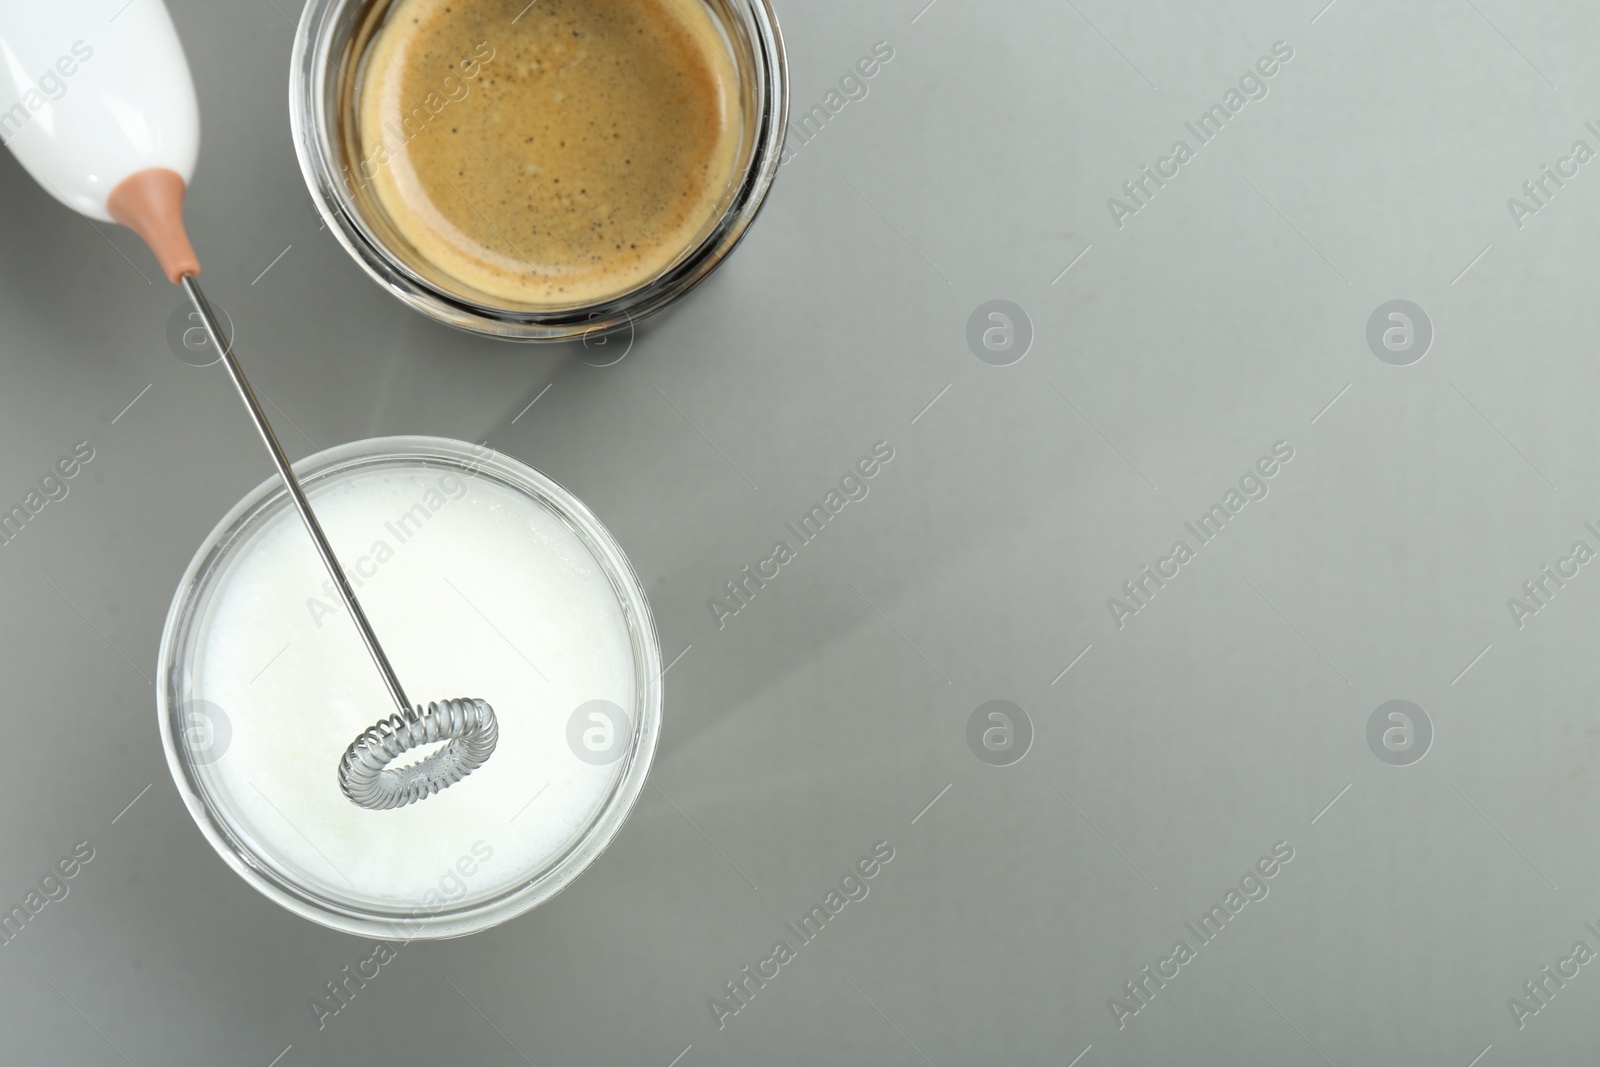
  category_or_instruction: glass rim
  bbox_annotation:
[156,435,663,939]
[288,0,788,342]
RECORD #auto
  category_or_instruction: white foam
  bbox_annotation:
[186,460,635,909]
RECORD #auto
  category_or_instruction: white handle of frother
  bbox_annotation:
[0,0,199,222]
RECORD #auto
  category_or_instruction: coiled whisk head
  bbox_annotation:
[338,698,499,811]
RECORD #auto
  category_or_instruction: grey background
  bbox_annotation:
[2,0,1598,1063]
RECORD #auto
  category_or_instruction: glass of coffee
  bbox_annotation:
[291,0,786,341]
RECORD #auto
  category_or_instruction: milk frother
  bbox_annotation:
[0,0,497,809]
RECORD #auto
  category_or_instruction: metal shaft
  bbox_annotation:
[182,275,414,720]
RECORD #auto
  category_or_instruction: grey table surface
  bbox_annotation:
[5,0,1600,1063]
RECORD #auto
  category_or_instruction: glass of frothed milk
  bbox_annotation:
[158,437,661,937]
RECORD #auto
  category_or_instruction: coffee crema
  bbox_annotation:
[356,0,742,307]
